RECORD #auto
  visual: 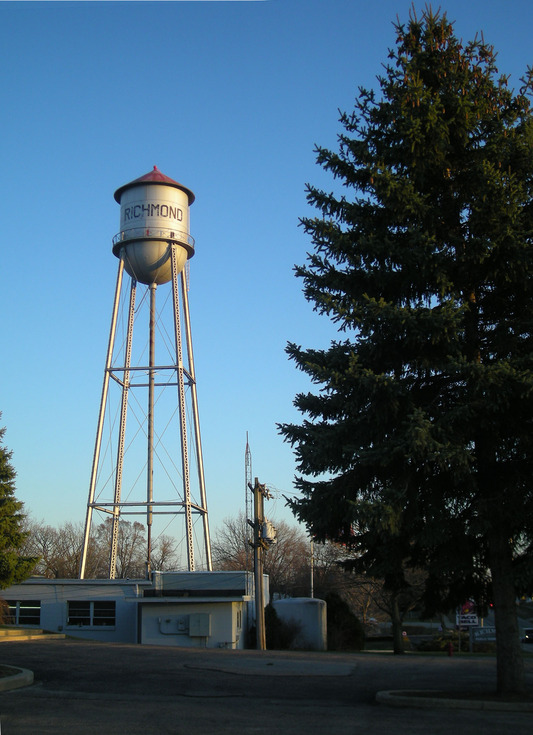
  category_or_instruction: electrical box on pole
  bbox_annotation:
[262,520,277,545]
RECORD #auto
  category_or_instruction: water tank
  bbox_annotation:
[273,597,327,651]
[112,166,195,285]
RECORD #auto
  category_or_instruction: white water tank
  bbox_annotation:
[112,166,195,285]
[273,597,327,651]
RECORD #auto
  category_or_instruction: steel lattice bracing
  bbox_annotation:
[79,243,211,579]
[244,434,253,573]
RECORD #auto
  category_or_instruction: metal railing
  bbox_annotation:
[112,227,195,248]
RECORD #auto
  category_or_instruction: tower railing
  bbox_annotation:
[113,227,195,247]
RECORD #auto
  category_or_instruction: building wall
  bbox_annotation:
[140,600,245,649]
[1,576,252,649]
[3,579,147,643]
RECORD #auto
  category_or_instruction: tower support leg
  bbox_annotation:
[80,257,125,579]
[180,268,212,570]
[146,283,157,578]
[171,246,195,571]
[109,278,137,579]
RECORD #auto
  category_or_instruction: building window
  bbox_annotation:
[6,600,41,626]
[67,601,116,628]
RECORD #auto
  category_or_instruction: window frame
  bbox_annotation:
[66,600,116,629]
[6,600,41,627]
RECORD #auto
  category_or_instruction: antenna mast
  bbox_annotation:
[245,433,253,571]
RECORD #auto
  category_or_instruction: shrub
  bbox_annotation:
[0,599,10,625]
[265,603,302,650]
[325,593,365,651]
[416,630,469,652]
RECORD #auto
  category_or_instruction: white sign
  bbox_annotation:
[456,601,478,627]
[471,626,496,641]
[457,613,479,626]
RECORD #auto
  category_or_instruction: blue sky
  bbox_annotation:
[2,0,533,550]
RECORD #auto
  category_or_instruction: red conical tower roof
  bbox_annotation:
[114,166,195,204]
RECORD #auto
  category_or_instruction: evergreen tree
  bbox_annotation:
[0,417,36,588]
[280,8,533,694]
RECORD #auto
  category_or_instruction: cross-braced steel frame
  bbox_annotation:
[79,244,212,579]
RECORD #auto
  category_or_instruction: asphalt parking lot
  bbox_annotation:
[0,638,532,734]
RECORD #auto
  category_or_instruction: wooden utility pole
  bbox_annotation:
[254,477,266,650]
[248,477,272,651]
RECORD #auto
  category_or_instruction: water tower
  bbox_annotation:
[79,167,212,579]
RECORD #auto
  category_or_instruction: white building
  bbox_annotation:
[2,571,265,650]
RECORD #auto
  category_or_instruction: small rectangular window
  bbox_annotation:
[93,601,116,626]
[67,601,116,628]
[67,601,91,626]
[6,600,41,626]
[18,601,41,626]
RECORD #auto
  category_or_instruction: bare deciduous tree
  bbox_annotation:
[212,512,313,597]
[21,517,180,579]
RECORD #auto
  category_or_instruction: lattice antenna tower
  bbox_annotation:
[245,433,253,572]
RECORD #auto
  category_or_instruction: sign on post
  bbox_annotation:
[456,600,478,627]
[471,626,496,642]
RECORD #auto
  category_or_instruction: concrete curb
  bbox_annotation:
[0,634,65,642]
[0,667,34,692]
[376,689,533,712]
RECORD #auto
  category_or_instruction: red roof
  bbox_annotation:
[114,166,195,204]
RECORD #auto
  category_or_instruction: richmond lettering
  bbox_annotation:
[124,203,183,221]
